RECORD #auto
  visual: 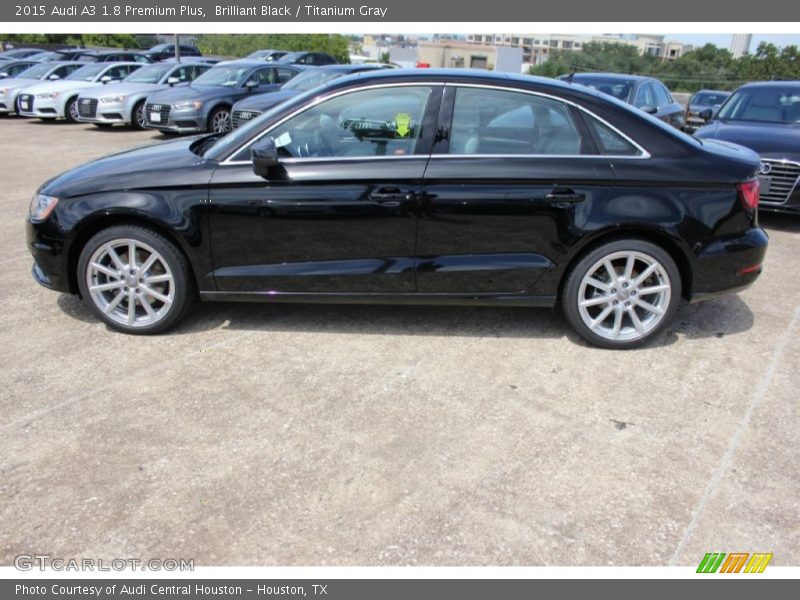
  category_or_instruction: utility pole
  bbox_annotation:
[174,33,180,62]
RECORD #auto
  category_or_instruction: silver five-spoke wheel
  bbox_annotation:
[577,250,672,343]
[86,238,175,328]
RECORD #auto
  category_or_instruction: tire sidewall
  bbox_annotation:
[563,239,682,349]
[76,225,191,334]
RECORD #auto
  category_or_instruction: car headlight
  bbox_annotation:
[36,91,59,99]
[100,95,126,104]
[29,194,59,222]
[173,99,202,110]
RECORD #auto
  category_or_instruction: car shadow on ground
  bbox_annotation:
[760,212,800,233]
[56,291,755,349]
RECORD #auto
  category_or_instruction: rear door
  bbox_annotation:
[417,84,620,296]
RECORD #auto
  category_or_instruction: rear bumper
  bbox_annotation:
[689,226,768,302]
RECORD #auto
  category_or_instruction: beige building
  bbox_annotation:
[466,33,693,66]
[417,40,496,70]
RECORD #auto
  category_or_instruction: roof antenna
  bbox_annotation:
[567,71,575,84]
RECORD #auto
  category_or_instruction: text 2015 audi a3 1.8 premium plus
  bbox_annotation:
[26,70,768,349]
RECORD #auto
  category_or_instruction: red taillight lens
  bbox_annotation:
[737,179,760,211]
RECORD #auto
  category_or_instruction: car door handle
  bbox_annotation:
[544,188,585,203]
[370,188,413,207]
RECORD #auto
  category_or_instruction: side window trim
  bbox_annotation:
[432,83,645,159]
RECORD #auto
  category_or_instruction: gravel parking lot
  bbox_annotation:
[1,117,798,567]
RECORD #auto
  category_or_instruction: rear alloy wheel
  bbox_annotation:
[132,100,147,129]
[563,240,681,349]
[64,96,79,123]
[77,225,192,334]
[208,107,231,134]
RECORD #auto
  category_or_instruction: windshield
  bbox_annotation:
[193,65,250,87]
[691,92,729,106]
[717,86,800,124]
[65,63,107,81]
[283,69,346,92]
[124,63,172,84]
[573,77,634,102]
[11,62,53,79]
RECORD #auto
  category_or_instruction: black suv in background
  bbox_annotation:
[563,72,685,129]
[694,81,800,214]
[145,43,204,62]
[75,50,152,63]
[276,51,338,66]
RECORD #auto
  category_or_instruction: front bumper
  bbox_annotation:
[144,103,207,133]
[689,226,768,302]
[27,217,71,293]
[16,94,63,119]
[77,98,131,125]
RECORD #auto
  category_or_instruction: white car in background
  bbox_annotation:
[16,62,143,123]
[0,61,84,115]
[75,61,212,129]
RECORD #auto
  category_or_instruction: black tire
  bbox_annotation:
[562,239,681,349]
[63,96,79,123]
[76,225,193,335]
[207,106,231,134]
[131,99,146,130]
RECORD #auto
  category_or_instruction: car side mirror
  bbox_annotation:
[48,74,60,80]
[100,75,112,84]
[167,76,179,86]
[0,72,8,79]
[251,137,280,178]
[245,80,259,91]
[641,105,658,115]
[699,108,713,121]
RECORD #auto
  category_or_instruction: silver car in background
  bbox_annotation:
[0,61,83,115]
[16,62,143,122]
[76,62,212,129]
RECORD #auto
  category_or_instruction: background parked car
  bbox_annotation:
[683,89,731,133]
[276,51,338,66]
[74,50,152,64]
[163,56,225,65]
[143,60,303,134]
[145,43,203,62]
[0,61,83,115]
[0,48,42,60]
[16,62,143,123]
[0,60,39,79]
[246,49,290,62]
[694,81,800,213]
[76,61,212,129]
[231,63,392,128]
[31,48,95,62]
[563,72,685,129]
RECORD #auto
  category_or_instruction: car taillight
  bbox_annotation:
[737,179,759,211]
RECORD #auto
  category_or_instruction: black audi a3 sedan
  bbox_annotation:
[694,81,800,214]
[27,69,767,348]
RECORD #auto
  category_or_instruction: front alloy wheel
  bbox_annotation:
[563,240,681,349]
[65,97,79,123]
[132,101,147,129]
[209,107,231,134]
[77,226,192,334]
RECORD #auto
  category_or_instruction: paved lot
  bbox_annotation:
[0,116,798,567]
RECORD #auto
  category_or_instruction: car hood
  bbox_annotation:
[79,81,168,100]
[0,76,41,91]
[695,119,800,155]
[19,79,104,95]
[40,136,215,198]
[233,88,301,112]
[147,83,247,104]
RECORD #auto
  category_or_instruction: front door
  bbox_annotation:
[208,84,442,294]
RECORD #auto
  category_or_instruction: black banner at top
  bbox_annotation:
[2,0,800,22]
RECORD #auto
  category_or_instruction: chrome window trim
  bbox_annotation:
[219,80,651,166]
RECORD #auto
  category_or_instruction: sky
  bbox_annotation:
[666,34,800,51]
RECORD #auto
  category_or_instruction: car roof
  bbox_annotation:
[693,89,731,94]
[570,72,650,82]
[214,59,280,68]
[736,80,800,89]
